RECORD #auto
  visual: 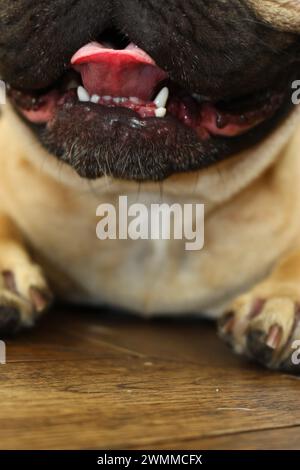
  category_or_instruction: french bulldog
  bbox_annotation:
[1,0,300,372]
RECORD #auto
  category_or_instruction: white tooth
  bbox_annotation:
[90,94,100,103]
[130,97,140,104]
[113,97,121,104]
[154,87,169,108]
[155,107,167,118]
[103,95,112,101]
[77,86,90,102]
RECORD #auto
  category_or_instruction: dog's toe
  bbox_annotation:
[219,294,300,373]
[0,264,53,336]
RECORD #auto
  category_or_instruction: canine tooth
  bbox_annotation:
[90,94,100,103]
[155,107,167,118]
[103,95,111,101]
[154,87,169,108]
[77,86,90,102]
[113,97,122,104]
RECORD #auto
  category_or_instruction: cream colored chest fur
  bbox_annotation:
[1,106,300,318]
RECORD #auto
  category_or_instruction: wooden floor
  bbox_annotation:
[0,306,300,450]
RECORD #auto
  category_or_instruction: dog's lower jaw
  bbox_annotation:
[1,104,300,372]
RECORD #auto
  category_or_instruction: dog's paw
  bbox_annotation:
[218,292,300,373]
[0,264,53,336]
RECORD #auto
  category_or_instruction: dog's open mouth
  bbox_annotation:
[9,37,285,139]
[7,29,294,181]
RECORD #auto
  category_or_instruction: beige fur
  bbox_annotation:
[1,103,300,325]
[249,1,300,33]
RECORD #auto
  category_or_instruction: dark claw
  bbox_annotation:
[29,287,53,313]
[248,298,265,319]
[2,270,17,293]
[219,311,235,335]
[265,324,282,350]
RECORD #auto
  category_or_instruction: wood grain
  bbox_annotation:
[0,307,299,450]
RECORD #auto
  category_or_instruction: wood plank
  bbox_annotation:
[0,307,299,449]
[142,427,300,450]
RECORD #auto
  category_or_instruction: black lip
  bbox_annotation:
[18,90,295,182]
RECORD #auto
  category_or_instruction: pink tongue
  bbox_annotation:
[71,42,167,101]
